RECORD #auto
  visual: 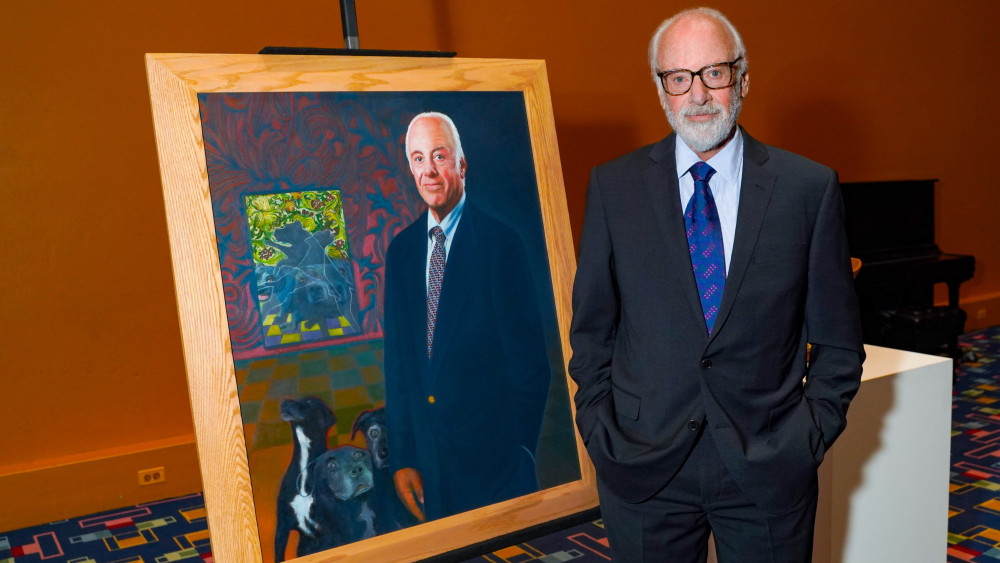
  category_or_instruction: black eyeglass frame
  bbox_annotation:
[656,56,745,96]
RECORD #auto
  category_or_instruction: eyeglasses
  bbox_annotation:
[656,57,743,96]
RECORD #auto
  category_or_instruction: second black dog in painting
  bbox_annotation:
[352,407,420,534]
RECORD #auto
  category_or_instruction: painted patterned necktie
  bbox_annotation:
[685,161,726,335]
[426,226,447,358]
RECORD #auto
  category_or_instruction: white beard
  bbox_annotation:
[665,89,742,153]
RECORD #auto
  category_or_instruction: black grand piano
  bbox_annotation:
[841,179,975,362]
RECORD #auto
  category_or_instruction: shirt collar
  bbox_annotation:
[426,190,466,241]
[675,127,744,184]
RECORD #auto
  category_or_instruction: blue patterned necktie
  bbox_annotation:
[685,161,726,335]
[426,226,446,358]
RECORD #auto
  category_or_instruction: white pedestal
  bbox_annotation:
[708,345,952,562]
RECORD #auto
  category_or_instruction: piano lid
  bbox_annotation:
[841,179,940,263]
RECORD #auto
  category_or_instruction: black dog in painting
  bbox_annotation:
[274,396,336,562]
[309,445,377,549]
[352,407,420,533]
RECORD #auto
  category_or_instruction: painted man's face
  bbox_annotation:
[407,116,467,223]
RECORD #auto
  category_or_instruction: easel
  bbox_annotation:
[260,0,456,58]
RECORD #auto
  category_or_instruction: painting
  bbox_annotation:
[244,190,359,348]
[147,54,597,562]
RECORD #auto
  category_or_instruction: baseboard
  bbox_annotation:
[961,292,1000,332]
[0,434,203,531]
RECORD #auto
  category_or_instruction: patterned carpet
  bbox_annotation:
[948,326,1000,562]
[7,326,1000,562]
[456,518,608,563]
[0,493,211,563]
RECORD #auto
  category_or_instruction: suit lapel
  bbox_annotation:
[644,135,707,333]
[709,131,775,341]
[398,215,432,387]
[427,204,478,383]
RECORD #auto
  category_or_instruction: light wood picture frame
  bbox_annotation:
[146,53,596,562]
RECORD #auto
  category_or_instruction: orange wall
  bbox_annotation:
[1,0,997,514]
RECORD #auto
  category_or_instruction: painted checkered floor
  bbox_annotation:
[234,340,385,451]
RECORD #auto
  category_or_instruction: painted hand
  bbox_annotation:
[394,467,426,522]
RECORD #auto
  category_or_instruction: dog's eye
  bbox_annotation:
[369,429,379,438]
[327,461,337,470]
[353,451,364,460]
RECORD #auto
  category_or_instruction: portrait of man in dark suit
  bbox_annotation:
[383,111,552,522]
[569,7,865,562]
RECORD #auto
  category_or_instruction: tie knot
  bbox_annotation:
[430,225,446,243]
[689,161,716,184]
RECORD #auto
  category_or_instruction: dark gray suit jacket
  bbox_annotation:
[568,130,864,513]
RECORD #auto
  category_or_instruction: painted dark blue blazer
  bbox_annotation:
[569,130,865,514]
[383,201,551,520]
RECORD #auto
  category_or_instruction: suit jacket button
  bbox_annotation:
[428,395,436,404]
[700,359,712,369]
[688,420,700,430]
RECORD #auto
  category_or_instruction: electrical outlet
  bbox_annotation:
[978,309,988,320]
[138,467,166,486]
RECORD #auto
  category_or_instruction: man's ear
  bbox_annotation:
[740,70,750,98]
[459,157,467,179]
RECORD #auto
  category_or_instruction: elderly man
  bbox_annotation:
[569,8,864,562]
[383,112,551,522]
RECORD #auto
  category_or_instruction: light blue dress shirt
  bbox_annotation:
[675,129,744,274]
[425,191,466,291]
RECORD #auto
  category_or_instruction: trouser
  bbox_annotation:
[596,426,818,563]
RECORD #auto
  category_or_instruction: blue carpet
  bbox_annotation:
[0,492,211,562]
[948,325,1000,561]
[458,518,608,562]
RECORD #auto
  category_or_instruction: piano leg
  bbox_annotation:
[946,279,968,383]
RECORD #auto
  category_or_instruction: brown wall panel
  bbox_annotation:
[1,0,996,523]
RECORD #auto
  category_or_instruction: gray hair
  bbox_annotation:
[647,7,748,90]
[404,111,466,164]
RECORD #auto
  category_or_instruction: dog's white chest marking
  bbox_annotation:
[358,501,376,539]
[291,427,317,535]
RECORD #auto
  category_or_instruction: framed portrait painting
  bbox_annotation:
[146,54,596,562]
